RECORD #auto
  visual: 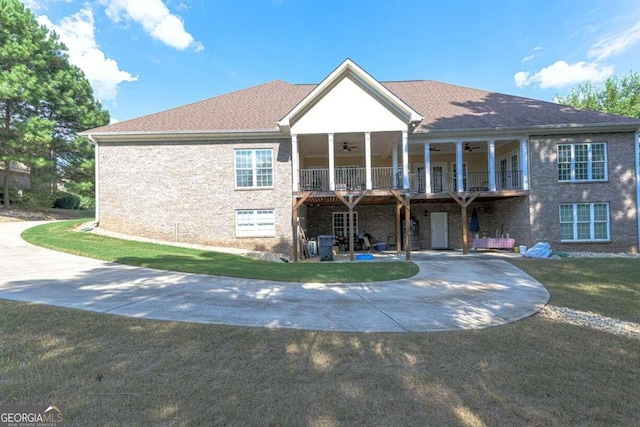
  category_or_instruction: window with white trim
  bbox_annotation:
[235,209,275,237]
[235,149,273,188]
[557,143,607,182]
[559,203,610,241]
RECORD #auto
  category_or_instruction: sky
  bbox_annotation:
[20,0,640,124]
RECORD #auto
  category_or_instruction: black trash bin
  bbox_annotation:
[318,235,334,261]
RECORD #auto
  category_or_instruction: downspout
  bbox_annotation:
[87,135,99,226]
[635,130,640,252]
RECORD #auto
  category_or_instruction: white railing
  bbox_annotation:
[298,168,523,192]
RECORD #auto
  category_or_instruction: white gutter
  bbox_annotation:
[636,129,640,252]
[86,134,99,225]
[78,129,286,143]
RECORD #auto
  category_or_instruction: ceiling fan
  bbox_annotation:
[430,146,441,152]
[464,143,481,152]
[341,142,357,152]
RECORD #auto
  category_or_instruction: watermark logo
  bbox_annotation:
[0,405,63,427]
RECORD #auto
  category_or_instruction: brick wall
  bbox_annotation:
[528,132,638,253]
[0,170,30,190]
[304,201,514,250]
[98,138,294,255]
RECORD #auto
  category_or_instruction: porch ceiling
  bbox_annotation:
[297,135,514,157]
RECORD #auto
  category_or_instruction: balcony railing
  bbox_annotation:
[298,168,523,193]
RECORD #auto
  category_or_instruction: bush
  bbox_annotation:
[20,190,53,209]
[77,195,95,210]
[0,189,23,205]
[52,192,81,209]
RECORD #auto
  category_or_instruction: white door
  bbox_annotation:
[498,151,519,189]
[430,212,448,249]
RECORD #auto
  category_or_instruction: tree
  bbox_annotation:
[0,0,109,208]
[555,71,640,119]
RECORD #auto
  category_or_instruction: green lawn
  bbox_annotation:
[1,259,638,425]
[510,258,640,322]
[21,220,418,283]
[6,221,640,425]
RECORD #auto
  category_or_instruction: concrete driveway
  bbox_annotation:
[0,221,550,332]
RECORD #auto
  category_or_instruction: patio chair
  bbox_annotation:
[387,233,396,250]
[363,236,372,253]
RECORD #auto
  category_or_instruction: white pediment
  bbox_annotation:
[290,76,407,134]
[279,59,422,135]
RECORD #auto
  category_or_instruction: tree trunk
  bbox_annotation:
[3,160,10,208]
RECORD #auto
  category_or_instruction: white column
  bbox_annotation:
[328,133,335,191]
[365,132,372,190]
[424,143,431,194]
[488,139,496,191]
[402,130,409,189]
[291,134,299,191]
[520,138,529,190]
[392,144,398,188]
[456,140,464,192]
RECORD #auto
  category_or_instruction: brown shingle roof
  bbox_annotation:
[384,80,640,133]
[86,78,640,136]
[88,80,315,134]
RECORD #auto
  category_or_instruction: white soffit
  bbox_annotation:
[280,59,423,134]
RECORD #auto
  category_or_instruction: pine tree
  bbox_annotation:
[0,0,109,207]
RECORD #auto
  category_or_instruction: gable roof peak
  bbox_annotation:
[278,58,423,132]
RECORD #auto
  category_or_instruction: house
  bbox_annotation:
[81,59,640,260]
[0,162,30,191]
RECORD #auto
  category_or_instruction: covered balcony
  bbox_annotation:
[293,132,529,197]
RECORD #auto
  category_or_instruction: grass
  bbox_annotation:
[21,220,419,283]
[1,277,638,426]
[6,220,640,424]
[510,258,640,322]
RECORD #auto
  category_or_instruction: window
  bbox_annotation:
[451,162,468,191]
[498,151,520,189]
[559,203,609,241]
[235,149,273,188]
[332,212,358,239]
[557,143,607,182]
[235,209,275,237]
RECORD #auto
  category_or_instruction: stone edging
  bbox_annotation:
[539,305,639,339]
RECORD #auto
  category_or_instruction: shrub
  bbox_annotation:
[52,192,81,209]
[20,190,53,209]
[0,189,23,205]
[77,195,95,210]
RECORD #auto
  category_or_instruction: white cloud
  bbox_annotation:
[588,20,640,60]
[522,46,542,63]
[514,60,614,89]
[21,0,73,11]
[37,8,138,101]
[99,0,203,51]
[21,0,42,10]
